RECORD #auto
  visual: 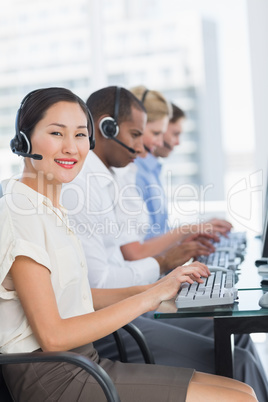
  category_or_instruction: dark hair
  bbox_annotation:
[19,87,92,140]
[169,103,185,123]
[86,86,146,125]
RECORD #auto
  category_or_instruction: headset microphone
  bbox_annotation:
[112,137,135,154]
[144,145,151,153]
[163,141,172,150]
[11,149,43,160]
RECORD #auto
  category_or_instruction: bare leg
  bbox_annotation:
[186,371,257,402]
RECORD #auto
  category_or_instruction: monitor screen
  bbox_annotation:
[262,209,268,257]
[261,172,268,257]
[261,172,268,241]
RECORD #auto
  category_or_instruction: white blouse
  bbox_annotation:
[0,179,94,354]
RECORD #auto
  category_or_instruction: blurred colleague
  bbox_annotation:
[119,89,231,261]
[154,102,185,158]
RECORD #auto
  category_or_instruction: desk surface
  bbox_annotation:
[155,236,268,319]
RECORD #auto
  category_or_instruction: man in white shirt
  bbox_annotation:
[63,87,214,289]
[61,86,268,395]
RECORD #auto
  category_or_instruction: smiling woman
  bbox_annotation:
[9,88,94,207]
[28,102,88,178]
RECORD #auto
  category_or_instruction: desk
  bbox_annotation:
[154,236,268,378]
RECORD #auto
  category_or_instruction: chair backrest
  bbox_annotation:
[0,366,12,401]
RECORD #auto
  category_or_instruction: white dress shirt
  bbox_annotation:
[62,152,160,288]
[0,179,94,353]
[112,163,150,245]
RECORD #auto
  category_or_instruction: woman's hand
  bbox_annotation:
[143,262,209,311]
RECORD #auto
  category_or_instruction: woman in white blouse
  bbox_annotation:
[0,87,257,402]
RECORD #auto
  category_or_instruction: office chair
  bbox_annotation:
[113,323,155,364]
[0,323,154,401]
[0,351,120,402]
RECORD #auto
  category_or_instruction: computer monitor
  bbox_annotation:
[261,170,268,242]
[261,203,268,258]
[255,171,268,266]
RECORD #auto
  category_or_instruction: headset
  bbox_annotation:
[99,87,135,154]
[10,89,95,160]
[140,88,151,153]
[141,88,149,105]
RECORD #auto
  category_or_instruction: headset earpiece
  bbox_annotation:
[99,116,119,139]
[99,87,120,139]
[10,90,41,157]
[10,130,31,154]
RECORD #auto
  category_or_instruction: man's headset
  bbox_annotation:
[10,89,95,160]
[99,87,135,154]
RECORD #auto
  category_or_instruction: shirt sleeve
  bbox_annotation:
[83,212,160,288]
[114,176,150,245]
[64,180,160,288]
[0,195,52,292]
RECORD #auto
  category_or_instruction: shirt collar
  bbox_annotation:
[136,153,162,172]
[1,178,67,215]
[81,151,116,189]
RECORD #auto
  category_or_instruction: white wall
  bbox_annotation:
[246,0,268,181]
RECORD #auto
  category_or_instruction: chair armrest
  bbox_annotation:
[122,323,155,364]
[0,351,120,402]
[113,323,155,364]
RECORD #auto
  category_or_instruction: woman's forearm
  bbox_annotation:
[91,285,151,310]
